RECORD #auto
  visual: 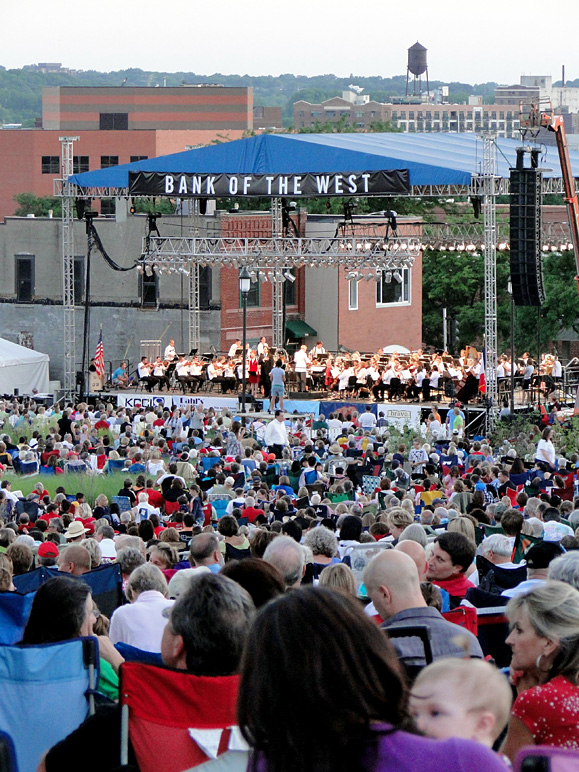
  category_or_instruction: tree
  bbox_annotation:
[421,247,579,355]
[13,192,61,217]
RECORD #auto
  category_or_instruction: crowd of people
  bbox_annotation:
[1,394,579,771]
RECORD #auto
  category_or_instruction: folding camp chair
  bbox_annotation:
[362,475,381,497]
[208,494,230,520]
[13,563,124,619]
[112,495,132,513]
[120,663,248,772]
[0,637,98,772]
[0,591,36,644]
[342,542,391,592]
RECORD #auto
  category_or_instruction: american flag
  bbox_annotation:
[94,330,105,377]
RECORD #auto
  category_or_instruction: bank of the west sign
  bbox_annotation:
[129,170,410,198]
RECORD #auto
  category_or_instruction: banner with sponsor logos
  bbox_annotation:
[377,404,423,430]
[128,169,410,199]
[115,394,239,411]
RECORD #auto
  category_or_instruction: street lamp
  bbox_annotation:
[239,267,251,422]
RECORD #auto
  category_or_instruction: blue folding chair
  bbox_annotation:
[112,495,132,513]
[107,458,127,474]
[0,637,98,772]
[0,592,36,645]
[13,563,124,619]
[202,456,222,472]
[114,641,164,666]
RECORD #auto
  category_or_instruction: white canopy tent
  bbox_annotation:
[382,345,410,354]
[0,338,50,395]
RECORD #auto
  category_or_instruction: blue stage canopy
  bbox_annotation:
[69,131,579,193]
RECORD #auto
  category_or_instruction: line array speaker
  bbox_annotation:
[509,168,545,306]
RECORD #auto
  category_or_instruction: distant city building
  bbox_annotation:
[42,85,253,131]
[253,105,283,130]
[294,91,521,137]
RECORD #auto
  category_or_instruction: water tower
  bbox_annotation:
[406,41,429,97]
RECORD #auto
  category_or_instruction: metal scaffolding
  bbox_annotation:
[483,135,499,431]
[271,200,285,348]
[141,235,421,269]
[187,200,201,353]
[60,136,79,400]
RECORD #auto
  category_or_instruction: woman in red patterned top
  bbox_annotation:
[501,582,579,763]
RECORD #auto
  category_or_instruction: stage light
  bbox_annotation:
[393,271,403,283]
[384,272,392,283]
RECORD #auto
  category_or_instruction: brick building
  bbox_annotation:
[304,216,423,353]
[219,211,306,351]
[42,86,253,131]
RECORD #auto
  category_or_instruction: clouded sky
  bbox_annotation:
[4,0,578,85]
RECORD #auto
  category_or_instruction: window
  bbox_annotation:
[41,156,59,174]
[100,156,119,169]
[284,268,296,306]
[15,255,34,302]
[408,111,415,119]
[349,279,358,310]
[73,256,85,305]
[376,268,410,306]
[139,269,158,307]
[199,265,211,310]
[99,113,128,130]
[130,155,148,163]
[72,156,89,174]
[241,273,260,308]
[100,198,115,216]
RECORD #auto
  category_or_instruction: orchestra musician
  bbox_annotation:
[294,344,310,392]
[164,339,177,362]
[137,357,157,393]
[228,339,242,359]
[151,357,170,391]
[310,340,326,358]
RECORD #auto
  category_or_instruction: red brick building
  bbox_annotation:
[219,212,305,351]
[42,86,253,131]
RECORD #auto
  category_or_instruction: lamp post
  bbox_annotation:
[508,279,515,415]
[239,267,251,423]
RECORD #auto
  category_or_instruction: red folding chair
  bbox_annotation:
[120,663,247,772]
[442,606,478,636]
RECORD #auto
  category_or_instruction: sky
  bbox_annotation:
[3,0,579,85]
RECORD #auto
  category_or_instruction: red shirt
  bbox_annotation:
[512,675,579,749]
[146,489,164,509]
[243,506,265,524]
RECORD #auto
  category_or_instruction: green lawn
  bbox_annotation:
[4,472,157,506]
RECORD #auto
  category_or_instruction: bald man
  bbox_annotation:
[57,545,91,577]
[363,550,482,668]
[395,540,428,581]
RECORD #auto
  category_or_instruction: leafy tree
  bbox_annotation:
[421,247,579,355]
[13,192,62,217]
[132,197,176,215]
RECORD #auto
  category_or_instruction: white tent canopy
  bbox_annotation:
[382,344,410,354]
[0,338,49,395]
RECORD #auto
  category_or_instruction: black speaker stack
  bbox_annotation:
[509,148,545,307]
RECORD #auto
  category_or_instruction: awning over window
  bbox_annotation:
[286,319,317,339]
